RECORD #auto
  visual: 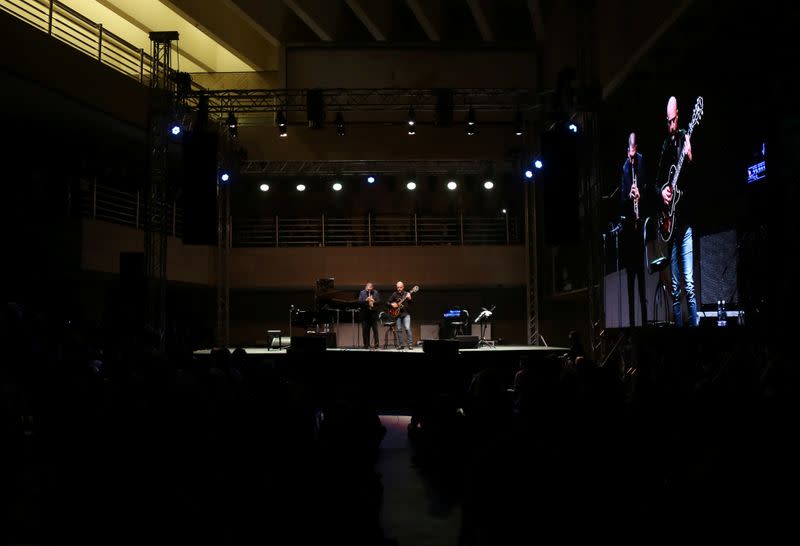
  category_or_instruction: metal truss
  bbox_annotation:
[240,159,507,177]
[144,31,178,352]
[187,88,550,115]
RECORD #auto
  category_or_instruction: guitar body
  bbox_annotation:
[388,286,419,317]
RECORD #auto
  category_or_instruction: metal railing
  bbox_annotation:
[79,180,182,237]
[1,0,200,88]
[77,182,520,246]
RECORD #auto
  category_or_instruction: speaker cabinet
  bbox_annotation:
[422,339,459,357]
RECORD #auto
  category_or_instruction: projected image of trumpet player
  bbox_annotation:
[358,282,381,349]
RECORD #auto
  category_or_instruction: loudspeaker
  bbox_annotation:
[422,339,459,357]
[540,128,580,246]
[699,229,738,306]
[455,335,479,349]
[119,252,145,323]
[182,130,218,245]
[288,335,328,352]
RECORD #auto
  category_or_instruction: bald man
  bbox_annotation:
[621,132,647,326]
[656,96,697,327]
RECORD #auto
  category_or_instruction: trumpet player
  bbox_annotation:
[358,282,381,349]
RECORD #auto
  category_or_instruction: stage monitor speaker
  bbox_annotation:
[699,229,738,306]
[288,335,328,352]
[455,335,479,349]
[423,339,459,357]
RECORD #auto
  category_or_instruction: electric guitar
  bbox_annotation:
[388,285,419,317]
[658,96,704,242]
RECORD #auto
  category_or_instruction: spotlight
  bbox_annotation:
[220,172,230,182]
[534,159,543,169]
[408,125,416,136]
[406,181,417,190]
[502,208,507,214]
[332,182,343,192]
[296,184,306,192]
[276,110,287,137]
[467,106,475,126]
[227,111,237,129]
[259,183,269,192]
[514,111,524,136]
[335,112,345,137]
[447,180,457,191]
[407,106,416,126]
[367,175,376,184]
[170,124,181,136]
[524,169,533,179]
[483,180,494,190]
[568,123,578,133]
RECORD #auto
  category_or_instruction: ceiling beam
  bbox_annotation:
[406,0,443,42]
[466,0,494,43]
[161,0,278,70]
[344,0,392,42]
[526,0,546,43]
[226,0,300,46]
[602,0,693,99]
[282,0,344,42]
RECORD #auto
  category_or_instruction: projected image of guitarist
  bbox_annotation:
[389,281,418,350]
[656,95,703,327]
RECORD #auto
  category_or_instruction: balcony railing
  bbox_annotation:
[77,181,521,247]
[1,0,202,88]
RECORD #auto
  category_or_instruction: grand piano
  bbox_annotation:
[291,278,361,333]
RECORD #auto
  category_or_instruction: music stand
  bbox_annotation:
[474,307,496,348]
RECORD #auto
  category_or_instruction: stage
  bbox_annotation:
[193,343,569,409]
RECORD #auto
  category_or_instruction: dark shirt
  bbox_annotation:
[656,128,695,225]
[620,152,647,226]
[389,290,412,315]
[358,288,381,316]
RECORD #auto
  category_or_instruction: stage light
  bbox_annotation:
[170,124,181,136]
[227,111,237,129]
[296,184,306,192]
[335,112,345,136]
[220,172,230,182]
[514,111,524,136]
[367,175,376,184]
[483,180,494,190]
[525,169,533,179]
[467,106,475,126]
[568,123,578,133]
[447,180,457,190]
[502,208,507,214]
[534,159,543,169]
[408,125,416,135]
[259,183,270,192]
[407,106,416,126]
[332,182,343,192]
[406,181,417,190]
[276,110,287,137]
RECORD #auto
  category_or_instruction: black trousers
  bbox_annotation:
[627,261,647,326]
[362,316,379,347]
[622,227,647,326]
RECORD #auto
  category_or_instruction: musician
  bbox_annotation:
[358,282,381,349]
[620,132,647,326]
[389,281,414,350]
[656,96,697,327]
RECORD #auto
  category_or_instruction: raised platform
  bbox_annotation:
[193,344,568,409]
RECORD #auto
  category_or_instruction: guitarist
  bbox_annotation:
[389,281,414,350]
[656,96,697,327]
[620,132,647,327]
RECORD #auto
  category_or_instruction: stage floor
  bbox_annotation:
[193,344,567,356]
